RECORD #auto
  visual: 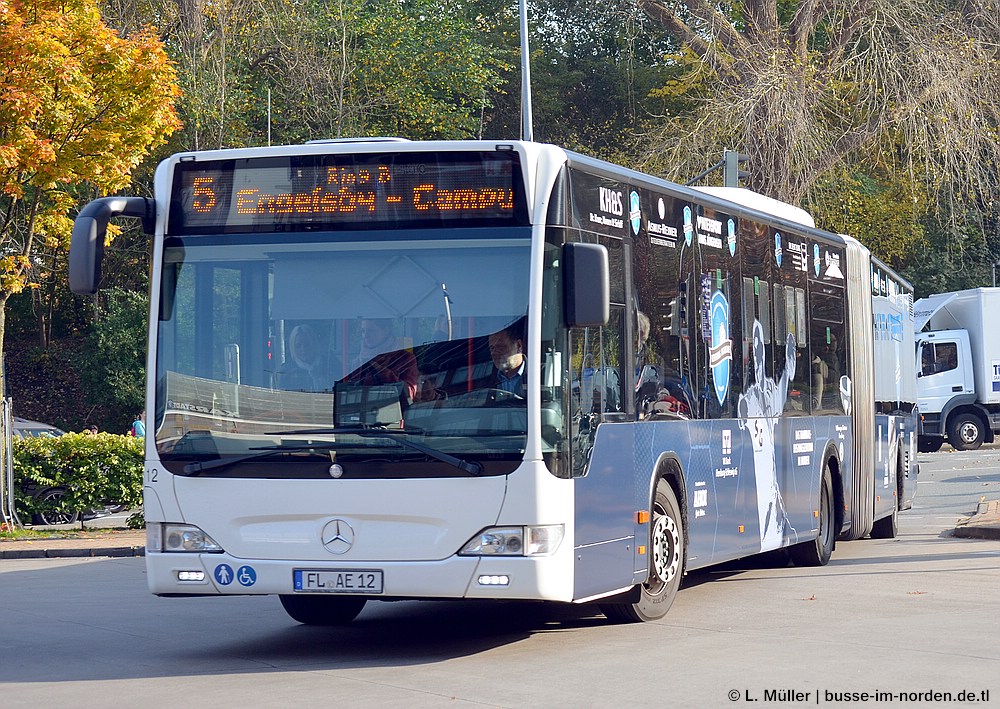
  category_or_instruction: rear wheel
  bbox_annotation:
[948,412,984,451]
[279,595,367,625]
[601,479,684,623]
[871,450,902,539]
[870,502,897,539]
[789,463,834,567]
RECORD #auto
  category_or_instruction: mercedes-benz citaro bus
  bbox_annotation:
[69,139,917,625]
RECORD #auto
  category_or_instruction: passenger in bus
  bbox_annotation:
[345,319,419,402]
[821,336,841,409]
[356,319,401,364]
[278,324,329,392]
[811,353,827,409]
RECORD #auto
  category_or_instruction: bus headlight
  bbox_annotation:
[154,523,224,553]
[459,525,564,557]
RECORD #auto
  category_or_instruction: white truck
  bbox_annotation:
[913,287,1000,451]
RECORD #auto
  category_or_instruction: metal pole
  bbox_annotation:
[519,0,533,142]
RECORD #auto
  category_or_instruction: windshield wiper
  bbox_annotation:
[182,444,336,475]
[183,429,482,476]
[268,426,483,474]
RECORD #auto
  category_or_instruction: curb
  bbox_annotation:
[952,499,1000,541]
[1,546,145,560]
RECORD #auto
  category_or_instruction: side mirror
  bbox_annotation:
[70,197,154,294]
[562,242,609,328]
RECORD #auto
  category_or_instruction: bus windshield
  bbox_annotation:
[154,228,531,478]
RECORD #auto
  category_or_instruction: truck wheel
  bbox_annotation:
[948,412,984,450]
[601,479,684,623]
[917,436,943,453]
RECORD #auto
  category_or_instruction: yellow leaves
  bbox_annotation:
[0,0,179,297]
[0,255,31,294]
[1,0,180,197]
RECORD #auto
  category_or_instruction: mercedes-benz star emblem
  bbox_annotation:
[321,519,355,555]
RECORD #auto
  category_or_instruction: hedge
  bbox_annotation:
[13,432,144,528]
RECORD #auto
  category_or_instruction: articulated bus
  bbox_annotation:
[70,139,917,624]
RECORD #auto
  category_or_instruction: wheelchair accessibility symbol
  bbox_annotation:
[237,565,257,587]
[214,564,234,586]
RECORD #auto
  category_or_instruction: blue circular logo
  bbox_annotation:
[237,565,257,587]
[629,191,641,235]
[214,564,234,586]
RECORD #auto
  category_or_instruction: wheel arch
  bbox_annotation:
[947,404,994,444]
[823,443,845,541]
[649,452,687,569]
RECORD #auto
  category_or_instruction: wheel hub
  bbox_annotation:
[959,422,978,444]
[651,513,680,585]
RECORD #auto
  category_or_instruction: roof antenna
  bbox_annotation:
[519,0,533,142]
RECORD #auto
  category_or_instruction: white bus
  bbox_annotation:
[70,139,917,624]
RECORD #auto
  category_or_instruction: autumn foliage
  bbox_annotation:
[0,0,180,387]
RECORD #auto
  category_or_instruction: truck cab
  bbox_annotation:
[916,330,985,450]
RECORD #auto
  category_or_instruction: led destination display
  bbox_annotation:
[169,151,526,234]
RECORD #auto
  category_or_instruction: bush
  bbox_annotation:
[14,432,143,527]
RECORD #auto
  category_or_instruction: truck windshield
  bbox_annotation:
[154,228,531,478]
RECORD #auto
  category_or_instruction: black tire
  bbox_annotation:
[917,436,943,453]
[279,594,367,625]
[789,463,834,566]
[870,502,897,539]
[871,450,903,539]
[948,412,985,451]
[32,488,80,526]
[601,479,684,623]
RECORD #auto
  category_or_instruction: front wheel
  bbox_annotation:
[32,488,80,526]
[601,479,684,623]
[279,595,367,625]
[789,462,835,567]
[948,412,984,451]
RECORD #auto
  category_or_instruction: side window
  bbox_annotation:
[632,196,694,420]
[561,229,626,477]
[808,287,846,413]
[776,237,810,413]
[931,342,958,374]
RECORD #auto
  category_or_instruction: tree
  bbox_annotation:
[80,288,147,432]
[100,0,507,151]
[0,0,180,396]
[635,0,1000,211]
[253,0,509,144]
[474,0,681,158]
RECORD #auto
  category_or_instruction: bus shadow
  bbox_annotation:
[182,598,610,670]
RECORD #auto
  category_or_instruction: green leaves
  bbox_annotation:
[80,287,148,422]
[13,432,144,527]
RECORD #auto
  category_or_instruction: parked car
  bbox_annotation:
[11,417,65,438]
[8,418,127,525]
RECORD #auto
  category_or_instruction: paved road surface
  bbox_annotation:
[1,448,997,708]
